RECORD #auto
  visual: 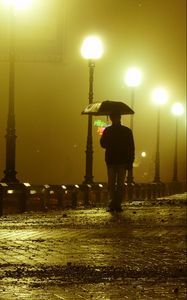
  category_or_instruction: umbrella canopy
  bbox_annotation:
[81,100,134,116]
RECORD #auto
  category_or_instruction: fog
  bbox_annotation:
[0,0,186,184]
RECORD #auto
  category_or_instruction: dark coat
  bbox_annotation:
[100,124,135,168]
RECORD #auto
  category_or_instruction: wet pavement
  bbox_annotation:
[0,194,186,299]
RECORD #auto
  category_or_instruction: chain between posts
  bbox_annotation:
[0,182,186,215]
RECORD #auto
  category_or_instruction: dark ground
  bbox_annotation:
[0,194,186,299]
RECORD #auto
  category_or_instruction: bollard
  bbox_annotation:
[58,185,68,209]
[127,183,134,201]
[71,190,77,208]
[0,183,3,216]
[94,184,103,207]
[56,189,64,209]
[140,184,146,200]
[134,183,140,200]
[20,183,30,213]
[40,185,50,211]
[146,183,152,200]
[82,184,91,207]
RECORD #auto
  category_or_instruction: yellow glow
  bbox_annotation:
[152,87,169,105]
[171,102,184,116]
[23,182,31,187]
[30,190,36,195]
[44,184,50,188]
[81,36,104,59]
[7,189,14,194]
[124,67,142,87]
[141,151,147,157]
[2,0,32,10]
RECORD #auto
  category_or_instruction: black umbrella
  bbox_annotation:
[81,100,134,116]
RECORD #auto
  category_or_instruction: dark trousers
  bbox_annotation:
[107,164,127,209]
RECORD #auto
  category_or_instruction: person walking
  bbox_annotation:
[100,113,135,212]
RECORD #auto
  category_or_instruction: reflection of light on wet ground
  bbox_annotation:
[0,196,186,299]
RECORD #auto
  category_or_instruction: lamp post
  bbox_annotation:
[124,67,142,131]
[152,87,168,183]
[81,36,103,184]
[124,67,142,183]
[1,0,32,184]
[171,102,184,182]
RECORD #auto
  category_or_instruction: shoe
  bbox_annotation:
[115,207,123,212]
[106,207,123,213]
[106,207,115,212]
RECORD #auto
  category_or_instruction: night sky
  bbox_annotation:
[0,0,186,184]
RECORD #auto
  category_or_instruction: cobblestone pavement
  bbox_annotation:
[0,194,186,299]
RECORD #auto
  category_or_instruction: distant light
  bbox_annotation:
[3,0,32,10]
[0,183,8,187]
[23,182,31,187]
[49,190,54,195]
[61,185,67,190]
[74,184,79,189]
[30,190,36,195]
[124,67,142,87]
[171,102,184,116]
[98,184,103,188]
[44,184,50,189]
[152,87,169,105]
[81,36,104,59]
[7,189,14,194]
[141,151,147,157]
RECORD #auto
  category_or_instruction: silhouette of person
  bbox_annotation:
[100,113,135,212]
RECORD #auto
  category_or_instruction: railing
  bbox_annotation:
[0,181,186,216]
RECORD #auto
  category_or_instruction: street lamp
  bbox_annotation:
[124,67,142,183]
[81,36,103,184]
[152,87,169,183]
[1,0,32,183]
[124,67,142,131]
[171,102,184,181]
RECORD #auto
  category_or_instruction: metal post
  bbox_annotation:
[154,108,161,182]
[0,184,3,216]
[172,118,178,181]
[127,88,134,184]
[130,89,135,132]
[83,60,95,184]
[1,7,19,184]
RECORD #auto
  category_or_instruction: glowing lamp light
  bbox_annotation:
[171,102,184,116]
[0,183,8,187]
[2,0,32,10]
[44,184,50,189]
[81,36,103,59]
[141,151,147,158]
[7,189,14,194]
[30,190,36,195]
[152,87,169,105]
[124,67,142,87]
[23,182,31,187]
